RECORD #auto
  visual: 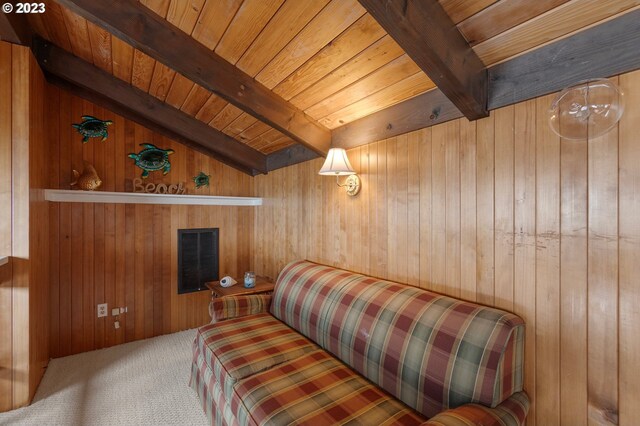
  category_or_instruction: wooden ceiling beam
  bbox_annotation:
[0,4,32,45]
[266,145,320,172]
[56,0,331,156]
[332,88,463,150]
[33,38,266,175]
[488,8,640,110]
[333,9,640,150]
[358,0,488,120]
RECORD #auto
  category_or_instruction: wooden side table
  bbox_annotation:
[205,276,275,298]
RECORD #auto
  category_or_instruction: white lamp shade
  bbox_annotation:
[318,148,356,176]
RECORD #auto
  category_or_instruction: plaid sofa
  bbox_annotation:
[191,260,529,425]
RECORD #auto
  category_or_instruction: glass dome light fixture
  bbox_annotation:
[549,78,624,140]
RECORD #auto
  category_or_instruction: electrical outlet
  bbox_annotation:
[97,303,108,318]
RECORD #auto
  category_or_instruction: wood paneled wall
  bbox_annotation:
[46,86,254,358]
[0,42,50,412]
[253,71,640,425]
[27,40,49,407]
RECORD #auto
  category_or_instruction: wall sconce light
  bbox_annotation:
[318,148,361,196]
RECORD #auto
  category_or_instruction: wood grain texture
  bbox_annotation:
[488,8,640,110]
[253,71,640,425]
[60,5,94,63]
[305,54,422,120]
[36,39,267,174]
[235,0,329,77]
[266,144,319,172]
[493,105,514,312]
[272,13,386,101]
[0,5,32,45]
[475,111,494,306]
[618,69,640,426]
[37,0,632,153]
[86,22,112,73]
[27,50,49,401]
[0,42,11,257]
[335,10,640,151]
[457,0,569,46]
[0,42,50,412]
[0,42,12,414]
[190,0,243,50]
[359,0,488,119]
[46,88,255,358]
[332,88,463,150]
[214,0,284,65]
[512,98,537,426]
[288,35,405,111]
[534,93,561,425]
[110,37,133,84]
[318,72,435,129]
[255,0,365,89]
[587,77,619,425]
[439,0,498,24]
[559,99,588,425]
[473,0,640,66]
[57,0,332,155]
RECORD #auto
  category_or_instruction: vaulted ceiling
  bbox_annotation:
[2,0,639,174]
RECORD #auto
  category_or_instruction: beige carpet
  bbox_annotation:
[0,330,208,425]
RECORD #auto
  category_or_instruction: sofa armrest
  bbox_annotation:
[209,294,272,322]
[422,392,530,426]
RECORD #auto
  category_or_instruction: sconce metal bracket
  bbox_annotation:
[336,174,361,196]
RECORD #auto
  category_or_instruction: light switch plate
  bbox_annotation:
[112,308,120,316]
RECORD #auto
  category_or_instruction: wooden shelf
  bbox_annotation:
[44,189,262,206]
[206,276,275,298]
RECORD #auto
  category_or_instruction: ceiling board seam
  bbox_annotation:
[255,0,367,89]
[215,0,285,65]
[234,0,292,74]
[55,5,74,55]
[186,0,207,37]
[269,13,386,99]
[246,0,340,81]
[305,64,435,124]
[242,124,273,145]
[457,0,570,46]
[287,35,404,108]
[318,71,434,128]
[274,32,386,101]
[211,0,247,52]
[301,54,410,116]
[473,0,640,66]
[482,3,640,67]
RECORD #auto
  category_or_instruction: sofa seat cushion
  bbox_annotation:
[234,349,426,426]
[195,313,319,401]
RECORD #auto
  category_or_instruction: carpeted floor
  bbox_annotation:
[0,330,208,426]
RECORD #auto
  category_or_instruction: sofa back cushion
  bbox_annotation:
[271,260,525,419]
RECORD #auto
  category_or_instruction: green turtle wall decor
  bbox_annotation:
[128,143,175,178]
[193,172,211,189]
[72,115,113,143]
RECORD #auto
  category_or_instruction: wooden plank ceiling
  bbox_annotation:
[27,0,639,157]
